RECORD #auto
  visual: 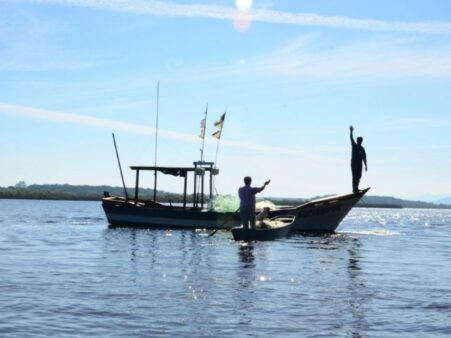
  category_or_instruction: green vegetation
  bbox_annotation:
[0,184,183,203]
[0,184,450,209]
[358,195,445,209]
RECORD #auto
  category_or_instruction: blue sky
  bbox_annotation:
[1,0,450,199]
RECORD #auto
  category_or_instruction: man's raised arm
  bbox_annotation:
[350,125,356,145]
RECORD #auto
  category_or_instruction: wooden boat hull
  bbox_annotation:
[267,188,370,233]
[102,198,241,230]
[102,188,369,233]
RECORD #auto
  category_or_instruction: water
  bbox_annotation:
[0,199,450,337]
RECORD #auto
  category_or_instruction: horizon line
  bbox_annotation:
[1,182,450,203]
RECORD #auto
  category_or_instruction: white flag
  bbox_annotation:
[199,118,206,139]
[199,129,205,139]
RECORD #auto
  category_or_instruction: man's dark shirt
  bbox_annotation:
[351,142,366,167]
[238,185,264,209]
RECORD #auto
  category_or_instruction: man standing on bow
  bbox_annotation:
[238,177,270,230]
[350,125,368,193]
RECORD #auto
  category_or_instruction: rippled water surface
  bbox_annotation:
[1,199,450,337]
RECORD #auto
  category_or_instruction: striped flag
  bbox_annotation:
[212,113,226,139]
[214,113,225,128]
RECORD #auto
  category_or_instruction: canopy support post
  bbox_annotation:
[201,174,205,208]
[134,169,140,205]
[209,164,213,198]
[183,173,187,209]
[153,170,157,202]
[193,163,198,208]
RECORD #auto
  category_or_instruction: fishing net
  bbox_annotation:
[256,200,277,210]
[208,196,277,212]
[207,195,239,212]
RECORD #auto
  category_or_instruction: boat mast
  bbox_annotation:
[112,133,129,200]
[194,104,208,208]
[153,81,160,201]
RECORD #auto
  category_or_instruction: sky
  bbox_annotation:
[1,0,450,199]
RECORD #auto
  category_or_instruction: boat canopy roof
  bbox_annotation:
[130,162,218,178]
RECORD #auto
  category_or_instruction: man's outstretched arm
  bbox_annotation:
[255,180,271,193]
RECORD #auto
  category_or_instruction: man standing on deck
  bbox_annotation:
[238,177,270,230]
[350,125,368,193]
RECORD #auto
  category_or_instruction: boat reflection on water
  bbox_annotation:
[238,243,255,265]
[230,233,369,336]
[101,224,370,336]
[347,238,367,338]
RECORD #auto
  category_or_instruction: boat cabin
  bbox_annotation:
[130,161,219,210]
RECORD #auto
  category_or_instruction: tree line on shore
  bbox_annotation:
[1,184,450,209]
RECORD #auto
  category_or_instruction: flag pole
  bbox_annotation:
[214,109,226,168]
[212,110,226,196]
[200,103,208,162]
[212,133,221,197]
[213,134,221,168]
[196,104,208,207]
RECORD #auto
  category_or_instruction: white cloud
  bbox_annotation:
[383,116,451,129]
[152,36,451,83]
[269,38,451,79]
[14,0,451,35]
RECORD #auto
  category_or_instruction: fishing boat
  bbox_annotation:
[102,160,369,232]
[103,95,369,233]
[231,216,293,241]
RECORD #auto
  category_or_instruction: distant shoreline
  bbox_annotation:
[355,203,403,209]
[1,184,450,209]
[0,196,409,209]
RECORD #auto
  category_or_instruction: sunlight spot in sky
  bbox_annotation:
[233,11,252,32]
[239,59,246,66]
[235,0,253,12]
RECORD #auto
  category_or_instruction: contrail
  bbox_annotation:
[0,102,197,142]
[0,101,344,163]
[13,0,451,34]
